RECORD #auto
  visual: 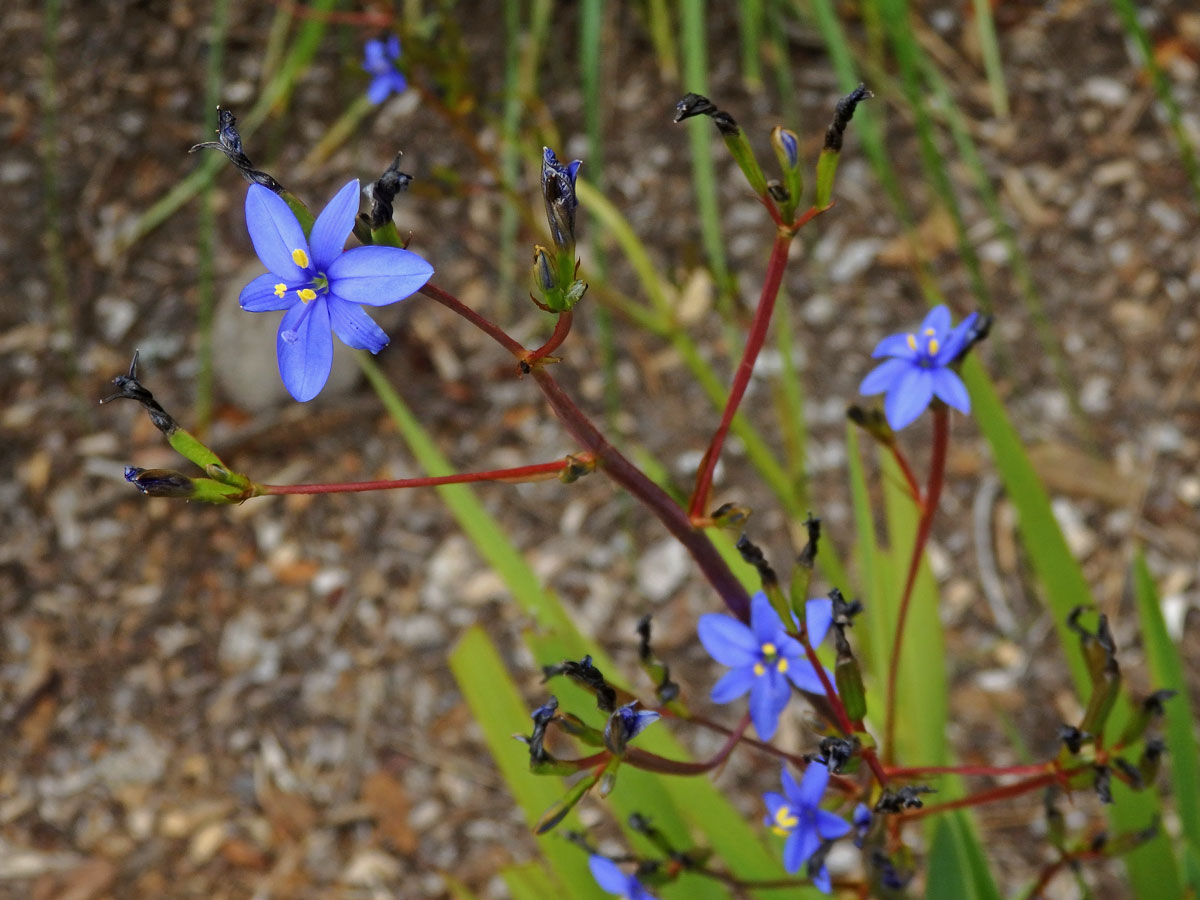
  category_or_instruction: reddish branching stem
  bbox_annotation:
[258,457,581,495]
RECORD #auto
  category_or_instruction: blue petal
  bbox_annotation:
[931,368,971,413]
[749,592,787,645]
[871,333,919,361]
[884,367,934,430]
[780,766,802,803]
[710,666,755,704]
[310,180,360,270]
[363,39,388,72]
[588,856,630,895]
[783,658,827,694]
[811,863,832,894]
[805,598,834,646]
[326,246,434,306]
[385,34,401,60]
[245,184,309,281]
[367,75,393,105]
[935,311,977,364]
[797,760,831,806]
[622,707,660,740]
[762,792,789,827]
[783,826,820,874]
[815,808,852,840]
[698,614,759,666]
[859,357,910,396]
[749,670,790,740]
[328,299,390,352]
[920,304,951,336]
[277,299,333,402]
[240,273,299,312]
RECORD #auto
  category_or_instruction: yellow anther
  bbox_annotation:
[773,805,799,832]
[298,288,317,302]
[927,337,940,355]
[906,333,918,351]
[274,283,286,298]
[292,248,310,268]
[761,642,777,656]
[753,663,766,677]
[924,327,935,336]
[777,658,789,674]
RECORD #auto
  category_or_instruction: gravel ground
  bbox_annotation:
[3,2,1199,898]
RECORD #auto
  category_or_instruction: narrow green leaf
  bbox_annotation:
[502,863,562,900]
[449,627,607,899]
[1132,551,1200,848]
[925,811,1003,900]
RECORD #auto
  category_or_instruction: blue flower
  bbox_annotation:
[588,856,658,900]
[763,762,851,893]
[697,592,834,740]
[363,35,407,104]
[859,305,978,430]
[239,180,433,401]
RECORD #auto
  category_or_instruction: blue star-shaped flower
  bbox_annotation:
[239,180,433,401]
[588,856,659,900]
[763,761,851,893]
[697,592,834,740]
[363,35,407,104]
[859,304,979,430]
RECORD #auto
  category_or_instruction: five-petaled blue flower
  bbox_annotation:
[363,35,407,105]
[764,761,851,893]
[588,856,659,900]
[859,304,979,430]
[239,180,433,401]
[697,592,834,740]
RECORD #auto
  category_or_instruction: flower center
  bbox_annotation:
[772,803,799,836]
[754,642,789,677]
[906,327,941,366]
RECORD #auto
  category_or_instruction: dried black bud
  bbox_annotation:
[366,151,414,229]
[818,736,858,773]
[736,534,777,588]
[522,696,559,764]
[824,84,872,152]
[829,588,863,626]
[875,785,935,813]
[542,655,616,712]
[100,351,178,435]
[672,92,739,136]
[189,107,284,191]
[1094,765,1113,804]
[797,514,821,569]
[1058,723,1090,754]
[636,615,680,703]
[1113,756,1144,790]
[953,313,993,363]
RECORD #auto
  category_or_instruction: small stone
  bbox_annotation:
[635,539,689,602]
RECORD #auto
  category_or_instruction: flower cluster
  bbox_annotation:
[698,592,834,740]
[239,180,433,401]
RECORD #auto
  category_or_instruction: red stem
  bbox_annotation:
[258,458,577,495]
[621,713,750,775]
[687,231,792,520]
[899,770,1059,821]
[417,280,752,619]
[886,762,1051,779]
[883,404,950,765]
[524,310,573,365]
[888,443,923,506]
[419,282,527,358]
[531,367,751,620]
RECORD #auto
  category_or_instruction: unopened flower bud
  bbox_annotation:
[124,467,195,498]
[541,147,581,253]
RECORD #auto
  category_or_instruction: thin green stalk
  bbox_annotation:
[644,0,680,81]
[195,0,231,431]
[739,0,765,90]
[1109,0,1200,207]
[680,0,736,311]
[969,0,1008,118]
[497,0,522,320]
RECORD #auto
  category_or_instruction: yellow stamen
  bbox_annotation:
[906,333,917,351]
[292,248,310,268]
[777,658,789,674]
[773,805,799,834]
[298,288,317,302]
[927,337,940,355]
[924,327,935,335]
[274,283,286,298]
[761,642,777,656]
[753,663,765,677]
